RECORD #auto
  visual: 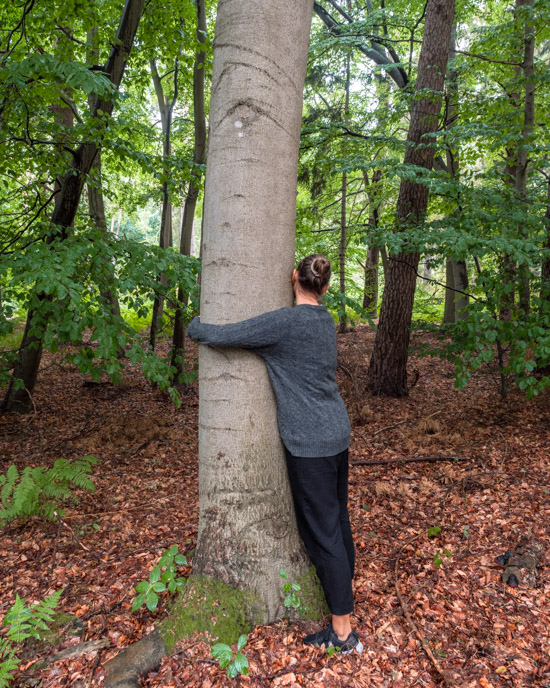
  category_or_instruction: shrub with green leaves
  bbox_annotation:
[211,634,248,679]
[0,590,63,688]
[131,545,188,613]
[0,456,97,526]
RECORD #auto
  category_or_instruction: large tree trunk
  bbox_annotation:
[171,0,207,378]
[367,0,455,397]
[192,0,319,623]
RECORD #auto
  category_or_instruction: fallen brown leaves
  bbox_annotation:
[1,327,549,687]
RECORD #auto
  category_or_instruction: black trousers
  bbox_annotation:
[284,447,355,616]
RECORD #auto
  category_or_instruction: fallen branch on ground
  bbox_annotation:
[351,455,463,466]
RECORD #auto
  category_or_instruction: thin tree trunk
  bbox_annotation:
[171,0,207,377]
[367,0,455,397]
[87,26,122,327]
[192,0,321,623]
[3,0,145,413]
[515,0,535,314]
[149,58,178,351]
[443,260,455,323]
[362,169,381,316]
[542,178,550,291]
[338,16,351,333]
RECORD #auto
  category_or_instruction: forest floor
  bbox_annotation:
[1,325,549,688]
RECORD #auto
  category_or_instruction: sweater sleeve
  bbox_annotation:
[187,310,288,349]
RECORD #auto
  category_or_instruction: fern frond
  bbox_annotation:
[3,595,34,643]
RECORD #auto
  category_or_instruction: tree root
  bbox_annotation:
[103,629,167,688]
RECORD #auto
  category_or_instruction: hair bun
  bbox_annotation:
[312,256,330,279]
[296,254,331,296]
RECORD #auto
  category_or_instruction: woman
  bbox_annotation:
[187,254,362,654]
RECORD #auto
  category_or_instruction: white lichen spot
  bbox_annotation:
[234,120,243,129]
[238,132,244,138]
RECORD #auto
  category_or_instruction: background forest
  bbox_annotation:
[2,0,550,408]
[1,0,550,687]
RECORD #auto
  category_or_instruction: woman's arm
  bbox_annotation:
[187,309,289,349]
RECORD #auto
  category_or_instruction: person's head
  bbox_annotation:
[293,254,331,299]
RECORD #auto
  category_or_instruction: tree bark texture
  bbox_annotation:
[367,0,455,397]
[171,0,207,376]
[193,0,316,623]
[3,0,145,413]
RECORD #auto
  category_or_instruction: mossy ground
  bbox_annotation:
[294,565,328,621]
[159,575,263,650]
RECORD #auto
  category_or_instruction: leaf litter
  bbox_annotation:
[0,325,549,687]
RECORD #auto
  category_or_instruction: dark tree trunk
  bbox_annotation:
[362,169,382,316]
[367,0,455,397]
[443,260,455,324]
[542,178,550,291]
[515,0,535,315]
[149,58,178,351]
[87,26,122,327]
[3,0,145,413]
[171,0,207,377]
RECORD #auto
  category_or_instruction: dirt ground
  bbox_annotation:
[1,325,549,687]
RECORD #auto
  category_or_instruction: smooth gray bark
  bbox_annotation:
[193,0,318,623]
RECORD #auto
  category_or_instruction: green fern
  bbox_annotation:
[0,591,63,688]
[0,456,97,525]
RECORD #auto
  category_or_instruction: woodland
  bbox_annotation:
[1,0,550,687]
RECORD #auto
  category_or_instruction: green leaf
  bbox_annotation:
[233,652,249,675]
[149,566,161,584]
[211,642,232,667]
[145,592,159,612]
[131,594,146,612]
[152,582,166,592]
[174,554,187,566]
[135,581,149,593]
[237,634,247,651]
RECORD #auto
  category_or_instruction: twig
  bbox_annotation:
[352,455,462,466]
[372,409,442,437]
[394,537,459,687]
[372,418,407,436]
[54,511,100,559]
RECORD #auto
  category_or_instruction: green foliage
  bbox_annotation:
[279,569,308,616]
[427,526,441,538]
[433,549,453,569]
[211,634,249,679]
[131,545,188,613]
[0,590,62,688]
[0,456,97,526]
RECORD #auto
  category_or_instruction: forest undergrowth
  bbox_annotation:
[1,325,549,688]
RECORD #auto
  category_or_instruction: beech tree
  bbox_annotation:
[191,0,322,622]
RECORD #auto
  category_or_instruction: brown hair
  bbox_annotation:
[296,254,331,296]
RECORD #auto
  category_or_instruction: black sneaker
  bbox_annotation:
[304,625,364,654]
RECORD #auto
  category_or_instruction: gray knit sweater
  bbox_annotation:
[187,305,350,458]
